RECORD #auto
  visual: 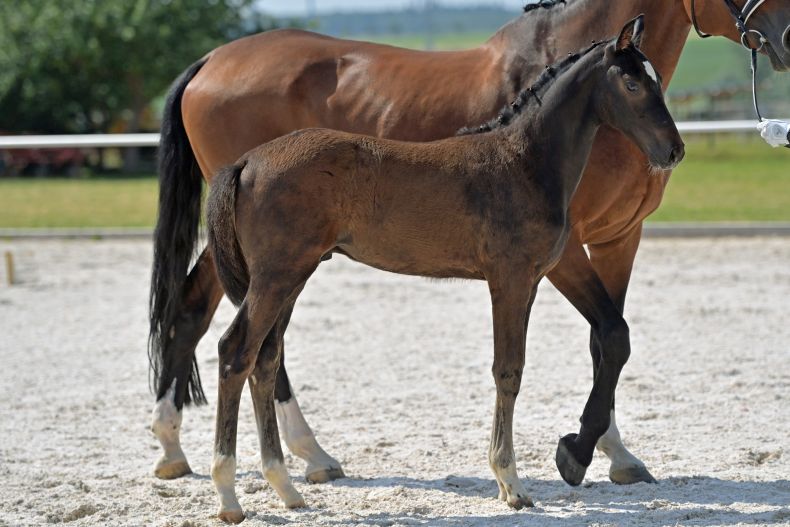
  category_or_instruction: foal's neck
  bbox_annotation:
[509,50,604,211]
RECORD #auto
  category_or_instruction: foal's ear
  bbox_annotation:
[616,14,645,50]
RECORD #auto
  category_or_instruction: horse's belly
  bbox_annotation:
[336,235,482,281]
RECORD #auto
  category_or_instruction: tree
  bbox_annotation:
[0,0,281,135]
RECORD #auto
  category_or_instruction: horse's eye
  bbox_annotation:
[626,80,639,92]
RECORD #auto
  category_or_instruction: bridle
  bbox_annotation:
[691,0,768,48]
[690,0,769,120]
[689,0,789,147]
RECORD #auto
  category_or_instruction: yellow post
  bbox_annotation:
[4,251,14,285]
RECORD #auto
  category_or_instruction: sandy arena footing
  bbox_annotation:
[0,238,788,526]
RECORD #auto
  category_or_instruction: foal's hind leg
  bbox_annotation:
[152,248,224,479]
[588,227,655,484]
[248,302,306,509]
[487,274,536,510]
[274,306,345,483]
[212,269,318,523]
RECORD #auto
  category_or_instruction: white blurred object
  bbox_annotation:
[756,119,790,147]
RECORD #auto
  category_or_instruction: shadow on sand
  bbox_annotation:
[291,474,790,526]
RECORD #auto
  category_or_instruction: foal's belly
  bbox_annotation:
[335,233,483,281]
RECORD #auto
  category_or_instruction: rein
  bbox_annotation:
[690,0,790,146]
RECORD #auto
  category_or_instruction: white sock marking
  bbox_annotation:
[151,379,188,469]
[211,454,241,513]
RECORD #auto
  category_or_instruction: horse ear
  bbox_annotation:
[616,14,645,50]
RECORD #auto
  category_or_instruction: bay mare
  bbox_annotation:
[203,20,684,522]
[149,0,790,488]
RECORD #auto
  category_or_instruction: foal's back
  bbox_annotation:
[234,128,546,279]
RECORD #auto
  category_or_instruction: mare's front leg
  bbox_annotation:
[487,273,537,510]
[151,248,225,479]
[547,232,642,486]
[587,226,655,484]
[273,307,345,483]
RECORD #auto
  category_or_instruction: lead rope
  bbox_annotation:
[749,38,790,147]
[750,48,762,121]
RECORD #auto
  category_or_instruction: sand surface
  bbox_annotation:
[0,237,788,526]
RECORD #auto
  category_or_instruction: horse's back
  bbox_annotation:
[181,29,504,179]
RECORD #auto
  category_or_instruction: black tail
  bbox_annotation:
[149,58,208,406]
[206,162,250,307]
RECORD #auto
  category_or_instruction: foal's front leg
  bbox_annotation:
[487,277,537,510]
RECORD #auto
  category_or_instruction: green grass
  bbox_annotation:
[648,137,790,222]
[0,177,158,228]
[0,139,787,228]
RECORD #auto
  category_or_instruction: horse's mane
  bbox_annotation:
[457,40,604,136]
[523,0,567,14]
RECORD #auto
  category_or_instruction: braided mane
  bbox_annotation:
[457,40,604,136]
[523,0,567,14]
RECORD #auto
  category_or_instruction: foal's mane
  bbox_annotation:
[457,40,604,136]
[523,0,567,14]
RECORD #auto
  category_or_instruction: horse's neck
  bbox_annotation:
[497,0,691,89]
[510,55,603,210]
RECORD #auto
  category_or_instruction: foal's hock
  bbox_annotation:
[205,17,683,523]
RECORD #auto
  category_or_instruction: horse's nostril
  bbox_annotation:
[783,25,790,53]
[668,144,684,166]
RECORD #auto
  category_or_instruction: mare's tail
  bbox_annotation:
[149,58,208,406]
[206,162,250,308]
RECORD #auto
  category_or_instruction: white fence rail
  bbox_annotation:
[0,121,770,149]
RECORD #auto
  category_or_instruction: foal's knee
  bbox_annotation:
[597,317,630,368]
[492,366,524,398]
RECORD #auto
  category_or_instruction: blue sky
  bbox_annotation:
[262,1,527,16]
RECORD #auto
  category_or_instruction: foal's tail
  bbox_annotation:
[206,161,250,308]
[149,58,208,406]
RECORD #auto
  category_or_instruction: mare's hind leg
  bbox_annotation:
[152,248,224,479]
[588,226,655,484]
[212,266,319,523]
[274,304,345,483]
[487,273,536,510]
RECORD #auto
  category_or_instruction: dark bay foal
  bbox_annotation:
[205,17,683,523]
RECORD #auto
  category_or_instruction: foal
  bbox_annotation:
[206,17,683,523]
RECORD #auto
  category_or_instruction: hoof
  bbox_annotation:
[610,465,657,485]
[217,508,245,524]
[284,495,307,509]
[154,458,192,480]
[555,435,587,486]
[306,466,345,484]
[507,494,535,510]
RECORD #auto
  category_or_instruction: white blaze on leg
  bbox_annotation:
[275,394,344,482]
[642,60,658,84]
[150,379,191,478]
[262,459,305,509]
[596,410,646,472]
[211,454,243,521]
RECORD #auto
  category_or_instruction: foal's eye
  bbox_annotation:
[626,80,639,92]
